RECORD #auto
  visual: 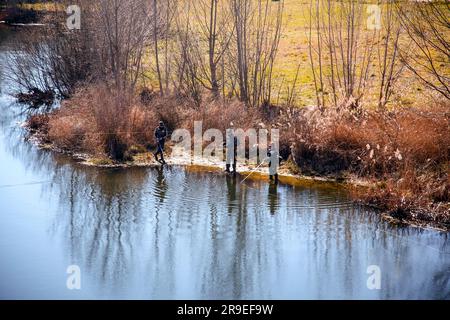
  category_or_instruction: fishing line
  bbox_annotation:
[240,156,270,185]
[0,180,52,189]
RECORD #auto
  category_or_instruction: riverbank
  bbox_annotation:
[27,133,450,232]
[29,130,364,185]
[24,87,450,231]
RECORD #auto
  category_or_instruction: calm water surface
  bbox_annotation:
[0,27,449,299]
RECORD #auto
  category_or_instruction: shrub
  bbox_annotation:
[43,86,167,159]
[27,114,49,134]
[47,114,88,151]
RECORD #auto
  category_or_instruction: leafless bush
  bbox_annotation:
[6,1,102,98]
[42,86,158,159]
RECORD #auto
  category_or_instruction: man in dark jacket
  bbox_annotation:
[225,127,238,174]
[154,121,168,164]
[267,144,283,182]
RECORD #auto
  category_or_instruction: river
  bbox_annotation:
[0,27,449,299]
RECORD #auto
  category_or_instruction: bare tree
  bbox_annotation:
[376,0,404,110]
[307,0,376,110]
[152,0,164,95]
[230,0,284,107]
[192,0,234,99]
[171,2,204,105]
[308,0,325,109]
[162,0,178,93]
[96,0,153,93]
[398,1,450,100]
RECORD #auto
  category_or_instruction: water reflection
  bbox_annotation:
[154,166,168,203]
[37,157,450,299]
[268,182,279,215]
[226,174,237,214]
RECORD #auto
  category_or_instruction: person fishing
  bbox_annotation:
[224,124,238,174]
[267,144,283,182]
[154,121,168,164]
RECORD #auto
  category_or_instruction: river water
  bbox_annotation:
[0,27,449,299]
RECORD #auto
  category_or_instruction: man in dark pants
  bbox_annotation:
[225,128,238,174]
[267,144,282,182]
[154,121,168,164]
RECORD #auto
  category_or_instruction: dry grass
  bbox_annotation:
[284,102,449,227]
[29,87,275,159]
[29,86,157,159]
[289,103,449,175]
[183,99,261,133]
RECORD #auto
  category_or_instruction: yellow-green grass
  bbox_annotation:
[141,0,448,108]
